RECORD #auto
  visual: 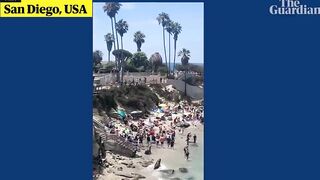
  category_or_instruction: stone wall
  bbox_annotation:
[166,79,204,100]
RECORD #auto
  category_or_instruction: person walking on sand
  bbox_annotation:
[184,146,190,160]
[193,134,197,143]
[170,139,175,149]
[166,133,171,148]
[186,136,190,145]
[147,135,150,145]
[187,133,191,145]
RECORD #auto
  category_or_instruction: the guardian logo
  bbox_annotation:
[270,0,320,15]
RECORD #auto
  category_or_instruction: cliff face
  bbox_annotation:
[93,85,159,114]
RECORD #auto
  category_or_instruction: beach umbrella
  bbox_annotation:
[159,104,168,108]
[156,108,164,113]
[131,111,142,115]
[117,109,126,118]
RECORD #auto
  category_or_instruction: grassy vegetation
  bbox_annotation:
[93,85,160,114]
[149,84,183,103]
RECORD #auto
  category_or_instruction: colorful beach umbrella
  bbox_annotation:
[159,104,168,108]
[117,109,126,118]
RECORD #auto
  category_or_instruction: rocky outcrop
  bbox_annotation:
[139,160,154,167]
[159,169,175,175]
[114,172,146,179]
[179,167,188,173]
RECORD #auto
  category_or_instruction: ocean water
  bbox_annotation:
[167,63,204,71]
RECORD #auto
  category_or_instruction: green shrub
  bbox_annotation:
[158,65,168,76]
[129,52,150,71]
[93,91,117,112]
[95,85,160,114]
[124,63,139,72]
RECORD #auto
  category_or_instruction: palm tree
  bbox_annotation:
[133,31,145,52]
[104,33,114,62]
[156,12,170,76]
[166,20,174,75]
[115,19,129,49]
[172,22,182,73]
[93,50,103,73]
[113,49,132,83]
[178,48,191,96]
[103,2,121,50]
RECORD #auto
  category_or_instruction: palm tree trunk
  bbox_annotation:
[162,27,168,76]
[121,36,123,49]
[114,16,120,82]
[110,18,116,51]
[108,51,110,62]
[168,33,171,76]
[137,42,141,52]
[114,16,120,50]
[121,59,124,83]
[173,39,177,74]
[117,58,121,82]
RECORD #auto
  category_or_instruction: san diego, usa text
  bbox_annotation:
[3,4,88,16]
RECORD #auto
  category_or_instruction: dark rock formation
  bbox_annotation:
[179,167,188,173]
[159,169,175,175]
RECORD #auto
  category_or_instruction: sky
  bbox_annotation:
[93,2,204,64]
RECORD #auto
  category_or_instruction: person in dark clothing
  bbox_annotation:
[167,136,171,148]
[186,150,189,160]
[139,135,143,144]
[193,134,197,143]
[147,135,151,145]
[170,139,175,148]
[186,136,190,145]
[171,134,175,142]
[184,146,189,160]
[152,135,156,143]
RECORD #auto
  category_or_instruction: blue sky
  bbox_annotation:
[93,2,204,63]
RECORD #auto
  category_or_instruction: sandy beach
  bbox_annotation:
[97,114,203,180]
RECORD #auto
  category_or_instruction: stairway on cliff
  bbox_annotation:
[93,117,137,157]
